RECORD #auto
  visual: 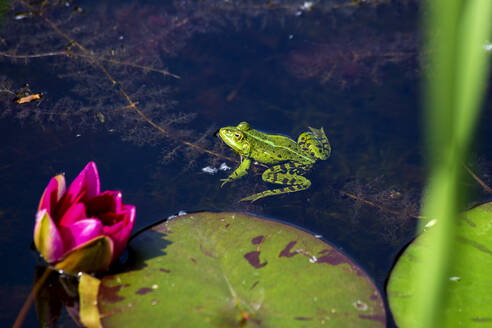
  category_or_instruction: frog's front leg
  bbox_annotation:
[221,158,251,187]
[239,163,312,202]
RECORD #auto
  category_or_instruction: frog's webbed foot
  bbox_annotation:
[220,158,251,188]
[239,194,263,203]
[239,183,311,203]
[239,189,285,202]
[220,178,232,188]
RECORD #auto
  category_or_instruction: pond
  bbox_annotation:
[1,0,491,326]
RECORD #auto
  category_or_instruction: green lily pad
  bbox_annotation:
[97,212,385,327]
[387,202,492,326]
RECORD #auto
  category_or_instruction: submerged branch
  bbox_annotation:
[339,190,426,220]
[13,0,231,162]
[464,164,492,194]
[0,51,181,78]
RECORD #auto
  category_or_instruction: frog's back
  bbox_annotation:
[245,130,311,164]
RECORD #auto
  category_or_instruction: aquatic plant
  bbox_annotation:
[34,162,135,274]
[286,31,418,89]
[389,0,492,326]
[0,0,419,164]
[86,212,386,327]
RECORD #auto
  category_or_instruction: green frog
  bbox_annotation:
[218,121,331,202]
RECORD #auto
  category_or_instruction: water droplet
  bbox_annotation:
[353,300,368,311]
[425,219,437,228]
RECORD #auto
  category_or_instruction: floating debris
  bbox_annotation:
[202,163,231,174]
[219,163,231,171]
[97,112,105,123]
[15,93,41,104]
[202,166,218,174]
[300,1,314,11]
[14,11,33,20]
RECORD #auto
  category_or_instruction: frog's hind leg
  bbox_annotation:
[239,163,312,202]
[298,127,331,160]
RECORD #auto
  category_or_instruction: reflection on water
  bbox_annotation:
[1,0,491,326]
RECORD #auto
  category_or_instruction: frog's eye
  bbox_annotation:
[234,132,243,140]
[238,122,250,131]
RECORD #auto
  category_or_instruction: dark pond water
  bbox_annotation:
[1,0,492,326]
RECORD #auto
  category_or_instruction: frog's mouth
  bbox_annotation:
[216,127,242,152]
[215,128,230,147]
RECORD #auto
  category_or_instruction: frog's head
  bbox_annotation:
[218,126,251,155]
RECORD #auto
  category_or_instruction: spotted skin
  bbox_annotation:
[240,163,313,202]
[218,122,331,202]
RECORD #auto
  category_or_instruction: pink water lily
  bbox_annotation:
[34,162,135,273]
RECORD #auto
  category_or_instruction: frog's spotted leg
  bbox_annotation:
[221,157,251,187]
[298,127,331,160]
[239,163,312,202]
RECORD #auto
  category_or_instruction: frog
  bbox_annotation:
[217,121,331,202]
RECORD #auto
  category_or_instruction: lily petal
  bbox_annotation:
[76,162,100,198]
[38,174,66,214]
[59,218,104,253]
[33,209,65,263]
[58,203,87,227]
[85,191,123,217]
[102,205,135,261]
[55,235,114,274]
[56,162,100,219]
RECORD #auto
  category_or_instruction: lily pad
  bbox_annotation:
[387,202,492,326]
[97,212,385,327]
